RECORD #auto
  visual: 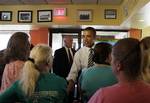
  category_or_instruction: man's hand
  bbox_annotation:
[67,80,75,94]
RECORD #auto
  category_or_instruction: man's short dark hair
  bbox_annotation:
[84,27,96,38]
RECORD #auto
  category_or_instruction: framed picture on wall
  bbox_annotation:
[18,10,32,23]
[77,9,92,21]
[0,11,12,21]
[37,10,52,22]
[104,9,117,19]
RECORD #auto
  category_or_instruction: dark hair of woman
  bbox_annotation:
[140,37,150,72]
[113,38,141,80]
[92,42,112,65]
[140,36,150,50]
[4,32,30,63]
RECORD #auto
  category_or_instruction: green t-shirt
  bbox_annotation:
[0,73,68,103]
[79,65,117,102]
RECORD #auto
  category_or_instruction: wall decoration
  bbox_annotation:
[18,10,32,23]
[37,10,52,22]
[104,9,117,19]
[0,11,12,21]
[77,9,92,21]
[53,8,66,16]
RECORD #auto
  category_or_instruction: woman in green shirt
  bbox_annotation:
[0,44,68,103]
[79,42,117,103]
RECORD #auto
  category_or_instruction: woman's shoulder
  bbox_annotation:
[50,73,67,83]
[6,60,24,67]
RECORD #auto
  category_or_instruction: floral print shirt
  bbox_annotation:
[0,60,24,92]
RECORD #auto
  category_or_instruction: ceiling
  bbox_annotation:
[0,0,123,5]
[122,1,150,29]
[132,2,150,29]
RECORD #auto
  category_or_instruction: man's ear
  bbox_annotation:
[105,54,111,64]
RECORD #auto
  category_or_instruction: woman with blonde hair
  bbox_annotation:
[0,44,68,103]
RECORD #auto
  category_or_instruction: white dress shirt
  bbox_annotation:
[67,46,92,81]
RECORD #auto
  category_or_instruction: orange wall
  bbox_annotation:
[30,27,49,46]
[129,28,142,40]
[29,28,142,46]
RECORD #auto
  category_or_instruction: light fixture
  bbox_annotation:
[53,8,67,16]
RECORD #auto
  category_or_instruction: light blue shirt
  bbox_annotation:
[79,65,117,102]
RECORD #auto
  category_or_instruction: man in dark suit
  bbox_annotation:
[53,35,76,79]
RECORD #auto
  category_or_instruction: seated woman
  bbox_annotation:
[0,44,68,103]
[79,42,117,103]
[88,38,150,103]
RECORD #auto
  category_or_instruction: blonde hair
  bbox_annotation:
[20,44,53,96]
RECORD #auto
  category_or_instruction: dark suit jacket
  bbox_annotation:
[53,47,76,78]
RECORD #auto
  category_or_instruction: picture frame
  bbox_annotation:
[18,10,32,23]
[37,10,52,22]
[0,11,12,21]
[104,9,117,19]
[77,9,92,21]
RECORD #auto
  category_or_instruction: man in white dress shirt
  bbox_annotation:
[67,27,96,94]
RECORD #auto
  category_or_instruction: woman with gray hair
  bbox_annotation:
[0,44,68,103]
